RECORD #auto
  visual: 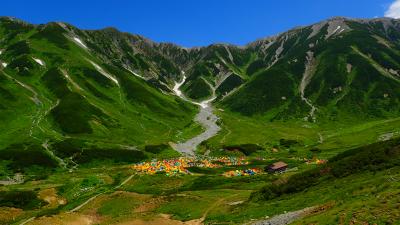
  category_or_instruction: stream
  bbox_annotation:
[171,75,221,156]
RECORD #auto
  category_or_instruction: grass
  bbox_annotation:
[122,174,197,195]
[97,193,143,218]
[206,109,400,160]
[0,155,274,224]
[205,167,400,224]
[205,138,400,224]
[0,20,204,173]
[156,189,251,221]
[1,16,400,225]
[2,141,399,225]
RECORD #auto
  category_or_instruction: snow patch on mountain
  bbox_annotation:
[124,67,145,80]
[332,26,341,34]
[308,17,350,40]
[73,37,88,49]
[171,72,220,155]
[32,57,45,66]
[173,74,187,98]
[88,60,119,85]
[173,72,216,109]
[325,18,351,39]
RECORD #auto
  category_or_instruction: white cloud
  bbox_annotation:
[385,0,400,18]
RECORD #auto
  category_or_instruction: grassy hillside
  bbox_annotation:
[2,16,400,170]
[220,18,400,123]
[201,138,400,224]
[0,17,199,172]
[1,136,398,224]
[1,17,400,224]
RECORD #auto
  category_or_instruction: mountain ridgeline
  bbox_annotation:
[62,16,400,122]
[1,16,400,169]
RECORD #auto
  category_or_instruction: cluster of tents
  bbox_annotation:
[223,168,263,177]
[213,156,248,166]
[305,158,327,165]
[132,158,194,176]
[131,156,250,176]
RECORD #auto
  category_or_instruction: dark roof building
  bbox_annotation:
[267,161,288,173]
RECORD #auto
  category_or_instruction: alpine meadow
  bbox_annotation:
[0,14,400,225]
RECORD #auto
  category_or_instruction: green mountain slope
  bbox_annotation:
[220,17,400,123]
[79,16,400,124]
[1,16,400,171]
[246,137,400,224]
[0,17,198,170]
[1,16,400,225]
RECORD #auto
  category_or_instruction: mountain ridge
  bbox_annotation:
[1,15,400,169]
[1,15,400,225]
[3,16,399,48]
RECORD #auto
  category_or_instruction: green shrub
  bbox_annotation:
[0,143,58,170]
[0,190,46,210]
[279,139,301,148]
[252,138,400,201]
[145,144,169,154]
[223,144,263,156]
[52,139,147,163]
[5,40,30,55]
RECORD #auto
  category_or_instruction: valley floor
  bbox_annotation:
[2,149,399,225]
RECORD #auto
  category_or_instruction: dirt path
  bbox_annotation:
[1,70,61,139]
[0,173,24,186]
[115,174,134,189]
[19,216,35,225]
[70,173,135,213]
[220,126,232,144]
[250,207,315,225]
[70,193,103,213]
[19,173,135,224]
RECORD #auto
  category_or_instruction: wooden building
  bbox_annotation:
[267,161,288,173]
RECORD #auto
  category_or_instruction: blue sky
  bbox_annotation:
[1,0,397,47]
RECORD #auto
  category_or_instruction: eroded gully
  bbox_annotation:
[171,74,221,156]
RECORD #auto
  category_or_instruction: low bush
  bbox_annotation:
[52,139,147,164]
[252,138,400,201]
[0,143,58,170]
[144,144,169,154]
[0,190,46,210]
[223,144,263,156]
[279,139,302,148]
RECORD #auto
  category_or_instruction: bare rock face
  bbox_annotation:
[308,17,351,39]
[325,17,351,39]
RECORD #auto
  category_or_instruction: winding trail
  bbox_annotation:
[171,74,221,156]
[251,207,316,225]
[70,173,134,213]
[19,173,136,224]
